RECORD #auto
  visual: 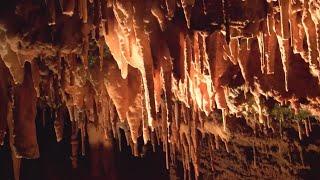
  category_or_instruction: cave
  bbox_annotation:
[1,0,320,179]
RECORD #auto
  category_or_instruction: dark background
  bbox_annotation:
[0,108,170,180]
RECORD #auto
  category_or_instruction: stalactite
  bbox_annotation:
[63,0,75,16]
[279,0,290,40]
[165,0,175,19]
[299,145,305,167]
[82,0,88,23]
[70,120,79,168]
[142,83,151,144]
[265,29,277,74]
[222,0,230,43]
[257,32,265,74]
[276,33,290,92]
[126,67,143,144]
[12,62,39,158]
[151,1,166,31]
[181,0,194,29]
[0,59,9,146]
[289,1,304,55]
[224,140,229,153]
[47,0,56,26]
[131,0,157,127]
[309,2,320,71]
[304,119,309,137]
[109,101,117,139]
[104,59,129,122]
[208,135,214,172]
[151,130,156,152]
[297,121,302,140]
[54,108,64,142]
[279,114,283,139]
[116,123,122,151]
[308,117,312,132]
[31,60,40,97]
[6,101,21,180]
[229,38,239,65]
[238,38,250,86]
[215,135,219,150]
[80,116,86,156]
[302,1,320,82]
[1,47,24,84]
[222,109,227,131]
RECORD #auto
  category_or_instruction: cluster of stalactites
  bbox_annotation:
[39,0,320,127]
[1,0,320,179]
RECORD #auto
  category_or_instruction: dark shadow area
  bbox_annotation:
[0,108,169,180]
